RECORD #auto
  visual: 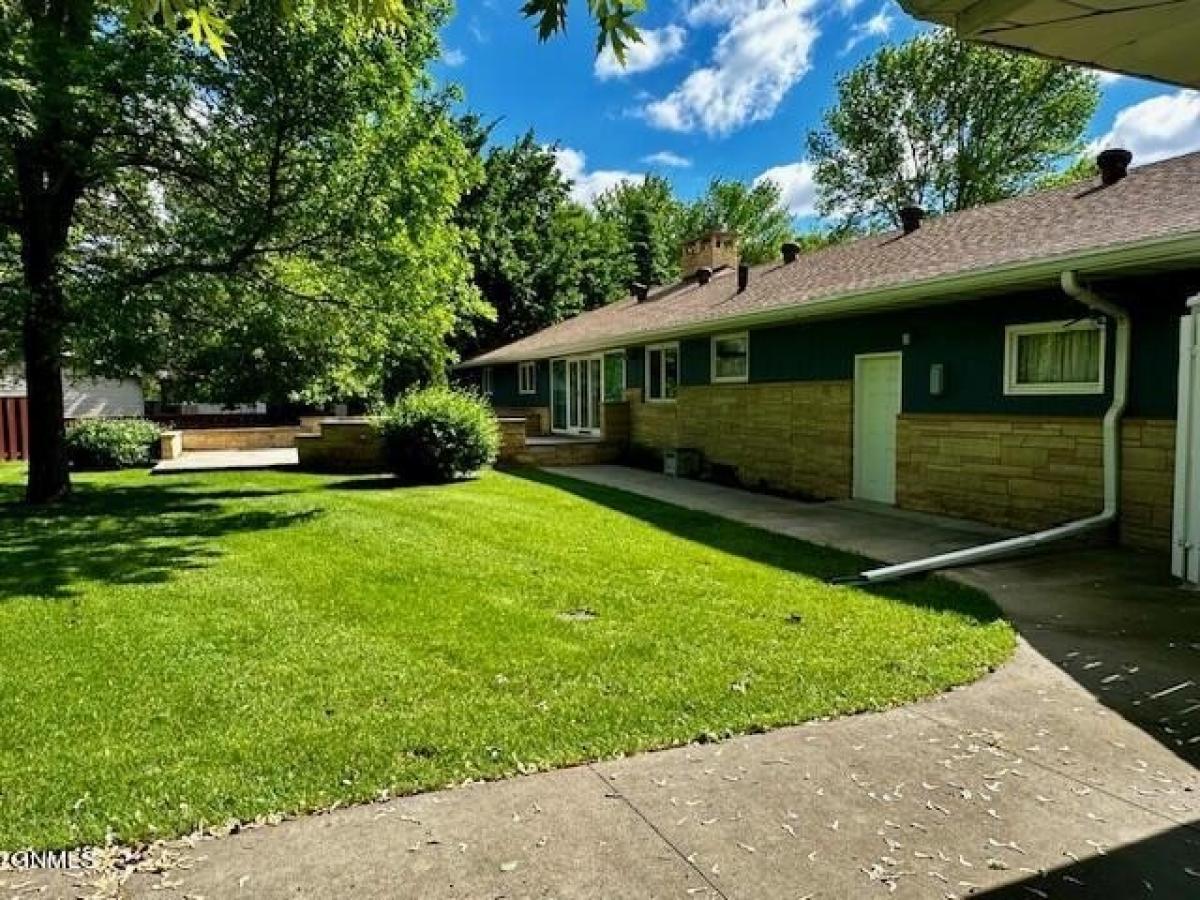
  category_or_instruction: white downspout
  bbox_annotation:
[848,270,1129,584]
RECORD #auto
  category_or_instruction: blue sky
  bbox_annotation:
[435,1,1200,226]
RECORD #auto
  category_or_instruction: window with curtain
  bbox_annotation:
[646,344,679,401]
[711,333,748,383]
[481,367,494,397]
[1005,320,1105,395]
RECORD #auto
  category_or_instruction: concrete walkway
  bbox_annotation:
[23,466,1200,899]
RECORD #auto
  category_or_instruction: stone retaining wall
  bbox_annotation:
[295,419,385,473]
[494,407,550,436]
[181,426,307,451]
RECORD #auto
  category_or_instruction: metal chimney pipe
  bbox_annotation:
[899,206,924,235]
[1097,148,1133,185]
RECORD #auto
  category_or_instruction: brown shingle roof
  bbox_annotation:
[462,151,1200,367]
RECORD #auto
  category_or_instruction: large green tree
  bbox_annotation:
[454,130,626,356]
[1,0,478,501]
[684,178,794,266]
[806,30,1099,231]
[593,175,686,288]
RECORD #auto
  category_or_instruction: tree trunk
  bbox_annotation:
[22,278,70,504]
[15,147,81,504]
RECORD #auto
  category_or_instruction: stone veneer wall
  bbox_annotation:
[896,414,1174,551]
[1121,419,1176,550]
[627,382,854,500]
[627,388,680,451]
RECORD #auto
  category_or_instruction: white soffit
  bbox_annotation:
[897,0,1200,88]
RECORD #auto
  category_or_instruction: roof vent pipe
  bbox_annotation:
[1097,148,1133,185]
[737,264,750,293]
[696,266,713,286]
[781,242,800,264]
[899,206,924,235]
[840,271,1128,586]
[632,282,649,303]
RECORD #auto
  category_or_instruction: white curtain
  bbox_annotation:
[1017,328,1100,385]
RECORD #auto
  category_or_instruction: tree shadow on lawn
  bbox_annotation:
[0,479,318,602]
[321,473,484,491]
[511,469,1004,626]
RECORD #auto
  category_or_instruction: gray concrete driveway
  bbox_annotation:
[16,466,1200,899]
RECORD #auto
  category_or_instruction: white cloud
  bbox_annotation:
[754,161,818,217]
[643,3,820,136]
[552,147,642,205]
[642,150,692,167]
[442,48,466,67]
[842,7,895,55]
[595,25,687,80]
[1096,70,1123,86]
[1089,90,1200,165]
[685,0,770,26]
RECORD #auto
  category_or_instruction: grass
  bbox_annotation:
[0,464,1014,850]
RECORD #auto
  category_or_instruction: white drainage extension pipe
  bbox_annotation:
[851,270,1129,584]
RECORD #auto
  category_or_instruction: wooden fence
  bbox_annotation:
[0,397,30,461]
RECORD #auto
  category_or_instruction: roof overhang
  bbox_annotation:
[896,1,1200,88]
[457,231,1200,367]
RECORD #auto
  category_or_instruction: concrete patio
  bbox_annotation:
[150,448,298,474]
[21,466,1200,899]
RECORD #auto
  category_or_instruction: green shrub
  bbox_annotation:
[378,386,499,483]
[66,418,163,470]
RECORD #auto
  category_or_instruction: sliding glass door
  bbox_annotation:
[551,355,602,435]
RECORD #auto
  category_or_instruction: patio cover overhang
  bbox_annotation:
[897,0,1200,88]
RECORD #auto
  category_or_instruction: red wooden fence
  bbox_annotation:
[0,397,30,461]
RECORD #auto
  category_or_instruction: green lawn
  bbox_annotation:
[0,464,1014,849]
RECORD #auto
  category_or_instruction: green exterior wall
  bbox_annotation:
[462,269,1198,420]
[455,359,550,408]
[624,270,1196,419]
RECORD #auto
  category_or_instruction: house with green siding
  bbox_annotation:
[457,149,1200,557]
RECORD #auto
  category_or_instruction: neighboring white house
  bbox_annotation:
[0,367,144,418]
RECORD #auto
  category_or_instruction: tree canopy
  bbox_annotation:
[682,178,795,266]
[806,30,1099,231]
[1,0,480,499]
[454,128,625,358]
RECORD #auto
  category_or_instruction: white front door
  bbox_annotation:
[854,353,902,504]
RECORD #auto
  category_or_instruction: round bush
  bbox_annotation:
[378,386,499,484]
[66,418,163,470]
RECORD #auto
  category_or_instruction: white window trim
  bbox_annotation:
[517,361,537,395]
[481,366,494,397]
[1003,319,1106,396]
[644,342,680,403]
[710,332,749,384]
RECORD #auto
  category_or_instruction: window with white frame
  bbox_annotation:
[481,366,494,397]
[711,332,749,383]
[518,361,537,395]
[645,343,679,401]
[1004,320,1105,395]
